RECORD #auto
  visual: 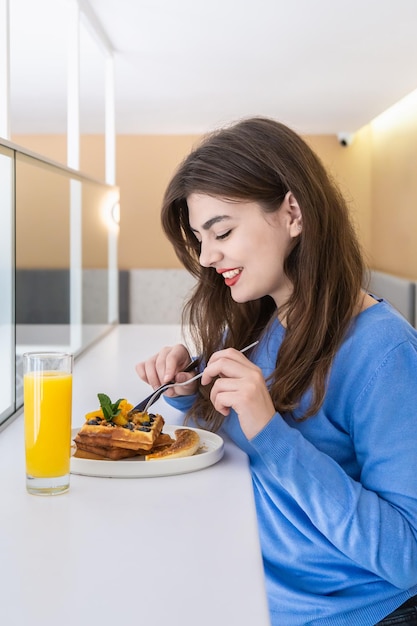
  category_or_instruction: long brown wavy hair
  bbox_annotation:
[161,117,365,430]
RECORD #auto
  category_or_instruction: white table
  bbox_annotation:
[0,325,271,626]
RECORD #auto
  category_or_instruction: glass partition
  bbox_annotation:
[0,145,15,425]
[3,1,117,430]
[15,153,72,344]
[1,142,119,422]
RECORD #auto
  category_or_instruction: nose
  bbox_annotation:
[199,239,223,268]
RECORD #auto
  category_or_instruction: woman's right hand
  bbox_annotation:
[135,344,199,398]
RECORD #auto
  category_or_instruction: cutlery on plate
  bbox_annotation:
[131,340,259,415]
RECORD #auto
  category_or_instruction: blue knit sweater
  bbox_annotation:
[166,300,417,625]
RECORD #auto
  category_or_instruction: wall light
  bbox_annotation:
[110,201,120,225]
[371,87,417,133]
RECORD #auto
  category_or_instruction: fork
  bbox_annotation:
[133,340,259,415]
[128,356,202,415]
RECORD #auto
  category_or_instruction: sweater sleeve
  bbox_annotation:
[250,341,417,590]
[163,393,197,413]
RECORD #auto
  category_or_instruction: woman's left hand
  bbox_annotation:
[201,348,276,439]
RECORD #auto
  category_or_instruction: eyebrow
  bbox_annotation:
[190,215,231,233]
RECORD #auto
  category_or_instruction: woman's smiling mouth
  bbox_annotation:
[218,267,243,286]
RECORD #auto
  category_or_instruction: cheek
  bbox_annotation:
[252,229,288,262]
[238,220,290,267]
[242,228,271,253]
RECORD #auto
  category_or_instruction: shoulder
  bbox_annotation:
[331,299,417,390]
[345,298,417,354]
[322,300,417,435]
[331,299,417,404]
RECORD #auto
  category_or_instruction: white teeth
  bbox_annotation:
[222,269,241,279]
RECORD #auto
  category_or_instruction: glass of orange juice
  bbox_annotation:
[23,352,73,495]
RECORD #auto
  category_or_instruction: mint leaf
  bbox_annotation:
[97,394,123,422]
[110,399,122,419]
[98,393,111,407]
[111,398,123,415]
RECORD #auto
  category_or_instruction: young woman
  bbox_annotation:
[135,117,417,625]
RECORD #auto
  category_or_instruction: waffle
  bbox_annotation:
[73,443,139,460]
[74,431,174,460]
[76,412,165,451]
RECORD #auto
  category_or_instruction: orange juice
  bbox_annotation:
[24,371,72,478]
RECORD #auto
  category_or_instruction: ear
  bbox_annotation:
[283,191,303,237]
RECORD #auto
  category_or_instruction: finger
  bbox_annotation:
[152,345,185,385]
[210,375,275,434]
[202,354,254,386]
[144,355,165,389]
[162,371,187,397]
[162,345,191,383]
[201,348,252,385]
[167,371,198,397]
[210,384,236,416]
[208,347,250,365]
[207,375,239,413]
[135,356,159,386]
[135,360,146,381]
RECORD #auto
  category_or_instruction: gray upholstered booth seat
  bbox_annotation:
[16,269,130,324]
[368,270,416,325]
[16,269,70,324]
[129,269,196,324]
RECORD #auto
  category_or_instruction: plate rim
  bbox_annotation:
[70,424,224,478]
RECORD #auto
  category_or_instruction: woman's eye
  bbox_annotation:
[216,230,231,240]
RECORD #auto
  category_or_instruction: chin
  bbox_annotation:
[229,291,247,303]
[230,290,260,304]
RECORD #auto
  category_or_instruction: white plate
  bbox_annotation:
[70,424,224,478]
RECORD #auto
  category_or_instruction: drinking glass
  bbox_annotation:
[23,352,73,495]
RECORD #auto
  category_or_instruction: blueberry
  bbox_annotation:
[87,419,99,425]
[139,426,151,432]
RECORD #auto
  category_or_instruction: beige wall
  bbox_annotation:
[13,133,200,270]
[12,109,415,277]
[368,94,417,279]
[10,134,106,180]
[13,138,116,270]
[115,135,200,269]
[306,126,373,260]
[15,152,70,269]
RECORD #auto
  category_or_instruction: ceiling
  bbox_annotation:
[9,0,417,136]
